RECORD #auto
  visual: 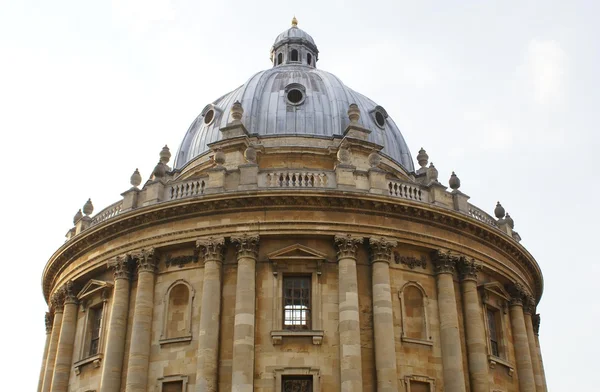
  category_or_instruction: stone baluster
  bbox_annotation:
[457,257,489,392]
[230,234,259,392]
[195,237,225,392]
[523,296,544,392]
[432,251,467,392]
[50,282,78,392]
[335,234,364,391]
[41,295,64,392]
[37,312,53,392]
[368,237,399,391]
[506,284,535,392]
[125,249,157,392]
[532,315,547,392]
[100,255,132,392]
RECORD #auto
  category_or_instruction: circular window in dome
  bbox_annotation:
[204,109,215,125]
[287,89,305,105]
[375,111,386,128]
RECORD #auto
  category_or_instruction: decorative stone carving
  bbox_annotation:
[231,234,260,259]
[334,234,362,259]
[62,281,78,305]
[494,202,505,219]
[523,294,536,314]
[132,248,157,273]
[244,146,257,163]
[73,209,83,225]
[336,147,351,164]
[83,198,94,216]
[426,163,439,183]
[394,253,427,269]
[506,283,527,306]
[532,314,541,335]
[214,150,226,166]
[417,147,429,171]
[449,171,461,190]
[130,168,142,188]
[152,162,166,179]
[110,255,131,280]
[196,237,225,262]
[431,249,459,274]
[231,100,244,122]
[368,237,397,264]
[45,312,53,333]
[165,254,198,268]
[348,103,360,123]
[368,151,381,168]
[457,257,482,281]
[160,145,171,165]
[505,213,515,229]
[51,291,64,312]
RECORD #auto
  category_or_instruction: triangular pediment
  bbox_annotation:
[268,244,327,261]
[77,279,113,300]
[480,282,509,301]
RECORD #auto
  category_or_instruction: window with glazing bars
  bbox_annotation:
[282,375,312,392]
[487,308,499,357]
[283,276,311,329]
[89,306,103,356]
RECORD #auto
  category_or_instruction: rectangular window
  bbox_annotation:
[89,306,103,356]
[162,380,183,392]
[282,375,313,392]
[410,380,431,392]
[283,276,311,330]
[487,308,499,357]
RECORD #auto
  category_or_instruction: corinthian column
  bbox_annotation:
[51,282,78,392]
[523,296,544,392]
[231,234,259,392]
[506,284,535,392]
[457,258,489,392]
[37,312,53,392]
[196,237,225,392]
[100,256,131,392]
[41,295,63,392]
[432,251,466,392]
[368,237,398,392]
[125,249,156,392]
[335,234,364,392]
[532,315,547,392]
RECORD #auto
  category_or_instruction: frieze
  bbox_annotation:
[335,234,363,260]
[394,253,427,269]
[43,192,543,302]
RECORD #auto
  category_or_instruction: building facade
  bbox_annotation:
[39,19,547,392]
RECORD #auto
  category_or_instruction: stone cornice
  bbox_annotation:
[42,191,543,302]
[334,234,363,260]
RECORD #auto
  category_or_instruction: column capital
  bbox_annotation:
[506,283,527,306]
[457,257,482,281]
[334,234,363,260]
[231,234,259,259]
[132,248,157,274]
[368,237,397,264]
[197,236,226,263]
[109,254,131,280]
[62,281,78,305]
[45,312,53,334]
[51,291,64,312]
[523,294,536,315]
[532,314,541,335]
[432,249,459,275]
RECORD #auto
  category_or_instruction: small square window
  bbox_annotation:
[282,375,313,392]
[283,276,311,330]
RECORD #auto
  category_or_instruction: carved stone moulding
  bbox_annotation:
[394,253,427,269]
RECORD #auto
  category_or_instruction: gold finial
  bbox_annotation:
[292,16,298,27]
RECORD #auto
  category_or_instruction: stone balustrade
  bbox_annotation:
[387,179,428,202]
[260,170,334,188]
[90,201,123,227]
[468,204,499,227]
[166,178,207,200]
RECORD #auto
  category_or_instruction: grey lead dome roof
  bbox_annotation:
[174,22,414,172]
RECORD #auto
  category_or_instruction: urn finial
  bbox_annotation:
[505,213,515,229]
[152,162,166,179]
[348,103,360,123]
[231,101,244,122]
[159,145,171,165]
[426,162,439,183]
[73,209,83,225]
[130,168,142,188]
[449,171,461,190]
[417,148,429,170]
[494,202,506,219]
[83,199,94,216]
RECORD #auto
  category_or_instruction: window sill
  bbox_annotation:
[401,336,434,346]
[488,355,514,376]
[159,335,192,346]
[73,353,102,375]
[271,330,324,345]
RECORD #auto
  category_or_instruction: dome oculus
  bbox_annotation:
[371,106,389,129]
[285,83,306,106]
[204,109,215,125]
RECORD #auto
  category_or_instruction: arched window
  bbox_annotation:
[399,282,431,345]
[160,280,195,344]
[307,53,312,65]
[291,49,299,62]
[277,53,283,65]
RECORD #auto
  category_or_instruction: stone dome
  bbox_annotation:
[174,20,414,172]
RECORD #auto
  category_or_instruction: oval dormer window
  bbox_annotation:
[375,111,385,127]
[204,109,215,125]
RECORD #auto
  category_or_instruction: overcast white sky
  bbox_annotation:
[1,1,598,390]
